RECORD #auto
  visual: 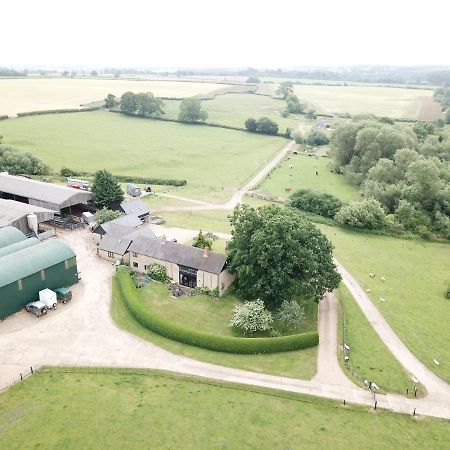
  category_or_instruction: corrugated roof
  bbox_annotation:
[0,226,26,249]
[0,174,92,209]
[110,215,142,228]
[129,238,227,275]
[120,200,150,217]
[0,199,55,227]
[0,239,76,288]
[0,237,40,258]
[98,235,132,255]
[95,215,143,236]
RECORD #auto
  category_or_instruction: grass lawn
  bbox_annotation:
[161,209,233,233]
[1,370,449,450]
[319,224,450,383]
[336,285,423,396]
[0,111,286,203]
[139,282,317,337]
[111,281,318,380]
[257,155,360,202]
[163,93,304,131]
[293,84,434,118]
[0,78,229,116]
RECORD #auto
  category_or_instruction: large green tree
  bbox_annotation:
[120,91,164,117]
[178,98,208,123]
[227,204,340,308]
[91,170,124,209]
[276,81,294,99]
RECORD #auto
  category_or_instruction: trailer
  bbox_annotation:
[127,183,141,197]
[67,178,90,191]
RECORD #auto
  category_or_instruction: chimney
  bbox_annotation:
[161,234,167,245]
[203,246,209,258]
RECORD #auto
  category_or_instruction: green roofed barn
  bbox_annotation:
[0,226,26,249]
[0,227,79,319]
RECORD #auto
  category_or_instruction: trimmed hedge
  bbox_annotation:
[112,174,187,187]
[115,269,319,354]
[0,115,8,120]
[17,106,102,117]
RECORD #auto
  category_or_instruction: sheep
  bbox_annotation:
[369,273,375,278]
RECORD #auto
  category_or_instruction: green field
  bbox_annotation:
[0,78,229,117]
[257,155,360,202]
[1,370,448,450]
[163,93,304,131]
[337,285,421,396]
[293,84,434,118]
[138,282,317,337]
[161,209,233,233]
[0,111,286,202]
[111,279,317,380]
[319,224,450,383]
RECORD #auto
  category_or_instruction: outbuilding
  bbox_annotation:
[119,199,150,222]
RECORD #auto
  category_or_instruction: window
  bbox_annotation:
[17,279,23,291]
[40,270,45,281]
[108,251,114,258]
[133,262,139,268]
[179,265,197,275]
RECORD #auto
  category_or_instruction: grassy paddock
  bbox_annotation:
[0,111,286,203]
[320,224,450,383]
[0,369,448,450]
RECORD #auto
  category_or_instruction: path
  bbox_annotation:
[336,260,450,403]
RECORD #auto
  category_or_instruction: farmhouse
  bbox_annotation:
[0,173,92,214]
[0,226,79,319]
[0,199,55,234]
[119,199,150,222]
[128,237,235,296]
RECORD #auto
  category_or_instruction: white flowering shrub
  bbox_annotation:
[275,300,305,331]
[229,299,273,334]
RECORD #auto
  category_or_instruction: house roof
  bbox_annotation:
[0,226,27,249]
[0,199,55,227]
[0,173,92,210]
[129,238,227,275]
[0,239,76,288]
[122,227,156,241]
[98,235,132,256]
[120,199,150,217]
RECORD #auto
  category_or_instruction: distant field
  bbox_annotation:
[292,85,435,119]
[163,93,303,131]
[0,111,286,202]
[1,371,448,450]
[257,155,360,202]
[417,96,444,120]
[0,78,229,116]
[319,224,450,383]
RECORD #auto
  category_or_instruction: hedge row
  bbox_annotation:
[17,106,102,117]
[112,174,187,187]
[116,269,319,354]
[0,115,8,120]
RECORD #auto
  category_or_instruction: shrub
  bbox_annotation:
[147,263,171,283]
[335,198,386,229]
[115,269,319,354]
[16,107,100,117]
[445,286,450,299]
[290,130,304,144]
[194,286,219,298]
[0,146,50,176]
[275,300,305,331]
[95,207,123,224]
[229,300,273,334]
[306,129,329,146]
[256,117,279,135]
[394,200,430,232]
[192,230,213,250]
[289,189,342,219]
[246,76,260,83]
[245,117,258,132]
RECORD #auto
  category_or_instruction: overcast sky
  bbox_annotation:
[2,0,449,68]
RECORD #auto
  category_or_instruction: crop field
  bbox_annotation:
[0,111,286,203]
[293,84,435,119]
[0,78,229,117]
[319,224,450,383]
[163,93,304,131]
[1,371,448,450]
[257,155,360,202]
[417,96,444,120]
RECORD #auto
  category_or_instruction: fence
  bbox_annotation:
[0,366,38,393]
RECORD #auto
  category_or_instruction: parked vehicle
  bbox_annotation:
[67,178,90,191]
[127,183,141,197]
[39,289,58,309]
[25,301,47,317]
[54,287,72,303]
[144,186,152,193]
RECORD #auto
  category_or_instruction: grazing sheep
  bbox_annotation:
[381,277,385,282]
[369,273,375,278]
[379,297,385,302]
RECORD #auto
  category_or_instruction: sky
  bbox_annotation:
[2,0,449,69]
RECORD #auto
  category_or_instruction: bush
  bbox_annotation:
[245,117,258,132]
[306,129,329,146]
[246,76,260,83]
[290,130,304,144]
[116,269,319,354]
[0,146,50,176]
[0,115,8,121]
[229,299,273,334]
[95,207,123,224]
[289,189,342,219]
[194,286,219,298]
[147,263,171,283]
[335,198,386,229]
[60,166,90,177]
[445,286,450,299]
[16,107,100,117]
[256,117,279,135]
[275,300,305,331]
[192,230,213,250]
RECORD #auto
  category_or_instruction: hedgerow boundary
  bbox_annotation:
[115,268,319,354]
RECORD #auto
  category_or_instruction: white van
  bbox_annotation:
[39,289,58,309]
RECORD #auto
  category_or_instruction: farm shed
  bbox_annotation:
[119,200,150,222]
[0,235,79,319]
[128,237,235,296]
[0,225,27,248]
[0,199,55,234]
[93,214,143,236]
[0,173,92,213]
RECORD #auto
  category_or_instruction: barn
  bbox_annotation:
[0,227,79,319]
[0,173,92,214]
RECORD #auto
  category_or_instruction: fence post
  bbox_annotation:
[20,373,23,381]
[30,366,33,375]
